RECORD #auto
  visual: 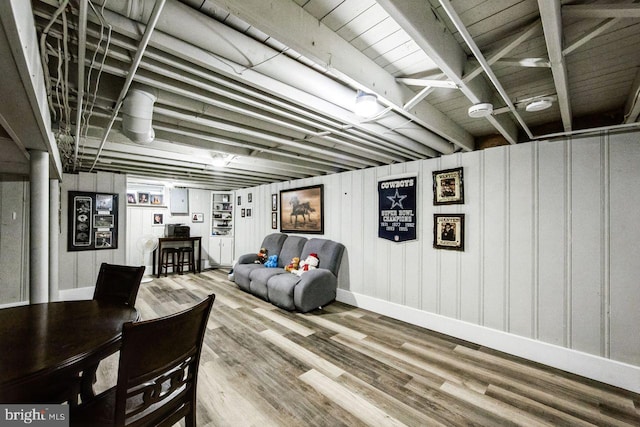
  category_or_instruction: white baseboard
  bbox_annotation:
[336,289,640,394]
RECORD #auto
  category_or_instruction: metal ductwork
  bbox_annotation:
[122,85,157,144]
[93,0,455,155]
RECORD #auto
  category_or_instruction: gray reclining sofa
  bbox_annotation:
[233,233,345,312]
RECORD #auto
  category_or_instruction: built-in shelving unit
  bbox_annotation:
[210,192,234,267]
[211,192,233,236]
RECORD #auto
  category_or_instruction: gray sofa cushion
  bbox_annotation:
[277,236,308,268]
[299,238,345,276]
[234,233,288,290]
[249,267,288,300]
[266,273,300,311]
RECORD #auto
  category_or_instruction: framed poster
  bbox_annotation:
[433,214,465,251]
[272,212,278,229]
[272,194,278,211]
[68,191,118,251]
[280,184,324,234]
[433,167,464,205]
[378,176,417,242]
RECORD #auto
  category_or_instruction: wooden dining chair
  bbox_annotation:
[70,294,215,427]
[93,263,146,307]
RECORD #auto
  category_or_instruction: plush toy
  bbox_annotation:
[294,253,319,276]
[254,247,268,264]
[264,254,278,268]
[285,257,300,272]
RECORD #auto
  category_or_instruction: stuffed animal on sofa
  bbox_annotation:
[293,253,319,276]
[254,247,268,264]
[264,254,278,268]
[285,257,300,272]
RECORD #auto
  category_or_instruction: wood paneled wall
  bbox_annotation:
[234,132,640,386]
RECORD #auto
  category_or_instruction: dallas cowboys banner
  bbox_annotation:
[378,176,417,242]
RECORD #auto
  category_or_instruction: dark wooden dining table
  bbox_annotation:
[0,300,138,403]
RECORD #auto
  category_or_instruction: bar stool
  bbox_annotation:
[177,246,195,275]
[160,247,179,276]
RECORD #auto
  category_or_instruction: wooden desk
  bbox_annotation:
[152,236,202,277]
[0,300,138,403]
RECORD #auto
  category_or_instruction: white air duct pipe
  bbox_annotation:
[122,85,157,144]
[92,0,454,154]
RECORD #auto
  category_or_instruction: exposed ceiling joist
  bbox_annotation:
[538,0,572,132]
[563,4,640,19]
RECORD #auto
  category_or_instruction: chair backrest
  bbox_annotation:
[114,294,215,426]
[260,233,288,258]
[93,263,145,307]
[277,236,308,268]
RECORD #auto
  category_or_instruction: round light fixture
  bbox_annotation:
[468,103,493,118]
[525,98,553,112]
[354,90,378,118]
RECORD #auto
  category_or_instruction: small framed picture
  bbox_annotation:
[93,214,114,229]
[247,208,252,217]
[138,192,150,204]
[191,213,204,223]
[272,194,277,211]
[96,194,113,211]
[237,195,241,206]
[433,167,464,205]
[126,193,136,204]
[248,193,253,203]
[95,231,113,248]
[241,208,245,218]
[152,213,164,226]
[272,212,277,229]
[433,214,465,251]
[150,193,163,205]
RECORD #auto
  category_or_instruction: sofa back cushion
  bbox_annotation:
[300,238,345,276]
[278,236,308,268]
[260,233,288,259]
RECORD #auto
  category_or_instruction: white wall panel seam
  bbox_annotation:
[533,141,540,339]
[602,134,611,358]
[505,147,511,332]
[565,140,572,348]
[479,150,485,326]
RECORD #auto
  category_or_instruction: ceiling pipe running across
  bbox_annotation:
[90,0,455,155]
[88,0,166,172]
[73,0,87,170]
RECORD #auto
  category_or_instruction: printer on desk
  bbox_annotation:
[165,224,190,238]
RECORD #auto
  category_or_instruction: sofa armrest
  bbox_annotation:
[237,253,259,264]
[294,269,338,313]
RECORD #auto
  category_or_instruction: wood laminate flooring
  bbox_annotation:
[95,269,640,426]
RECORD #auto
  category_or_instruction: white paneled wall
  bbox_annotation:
[59,172,127,290]
[126,188,213,272]
[235,132,640,391]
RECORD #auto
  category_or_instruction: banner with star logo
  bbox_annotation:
[378,176,417,242]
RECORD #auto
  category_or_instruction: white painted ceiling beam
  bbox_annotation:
[538,0,572,132]
[464,20,542,82]
[76,17,444,158]
[624,69,640,124]
[396,78,457,89]
[200,0,473,151]
[380,0,518,144]
[469,58,551,68]
[562,5,640,18]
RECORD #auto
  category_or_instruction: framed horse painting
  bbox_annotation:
[279,184,324,234]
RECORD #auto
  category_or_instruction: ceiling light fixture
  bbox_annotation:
[468,102,493,118]
[525,98,553,112]
[353,90,378,118]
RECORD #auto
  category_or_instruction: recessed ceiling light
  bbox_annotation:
[525,98,553,112]
[468,103,493,118]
